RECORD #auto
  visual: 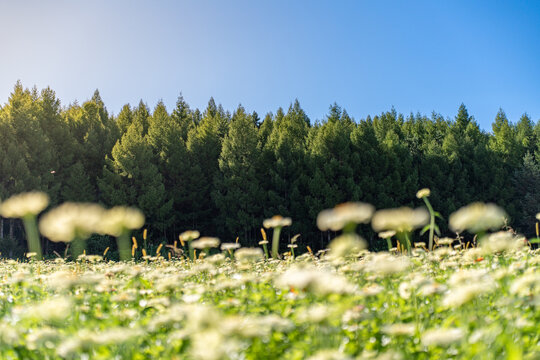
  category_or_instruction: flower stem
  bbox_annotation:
[117,232,131,261]
[423,198,436,251]
[22,216,42,260]
[272,227,282,259]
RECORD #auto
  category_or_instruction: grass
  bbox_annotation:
[0,243,537,359]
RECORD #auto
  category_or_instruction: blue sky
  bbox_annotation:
[1,0,539,129]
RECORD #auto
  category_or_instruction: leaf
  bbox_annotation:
[529,237,540,244]
[434,224,441,236]
[420,224,430,235]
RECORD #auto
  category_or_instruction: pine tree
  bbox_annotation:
[182,98,229,232]
[213,105,263,243]
[98,121,172,234]
[116,104,133,135]
[171,93,193,141]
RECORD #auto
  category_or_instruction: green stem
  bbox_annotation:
[22,216,42,260]
[272,227,282,259]
[386,237,392,252]
[188,243,195,261]
[404,232,412,255]
[72,237,85,260]
[423,198,436,251]
[262,244,269,260]
[117,232,131,261]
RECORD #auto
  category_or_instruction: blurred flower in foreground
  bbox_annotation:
[275,265,355,295]
[40,203,105,243]
[0,192,50,260]
[0,191,49,218]
[480,231,523,254]
[263,215,292,229]
[99,206,145,237]
[263,215,291,259]
[372,207,429,233]
[327,234,367,260]
[449,202,506,234]
[235,248,263,263]
[317,202,374,232]
[180,230,200,243]
[99,206,144,261]
[421,327,464,347]
[362,253,412,276]
[191,237,221,250]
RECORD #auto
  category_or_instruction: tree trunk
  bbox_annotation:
[9,219,14,238]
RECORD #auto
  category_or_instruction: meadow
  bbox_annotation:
[0,191,538,359]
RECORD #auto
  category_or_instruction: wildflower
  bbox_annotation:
[421,327,464,347]
[449,202,506,233]
[0,326,20,346]
[416,188,431,199]
[0,191,49,218]
[372,207,429,233]
[180,230,200,242]
[263,215,292,228]
[510,272,540,297]
[99,206,145,236]
[328,233,367,259]
[274,265,354,295]
[362,253,412,275]
[296,304,333,323]
[436,237,454,246]
[26,327,60,350]
[481,231,523,253]
[235,247,263,262]
[191,237,221,249]
[39,203,105,242]
[317,202,375,231]
[381,323,416,336]
[221,243,241,251]
[17,296,73,324]
[442,280,496,308]
[379,230,396,239]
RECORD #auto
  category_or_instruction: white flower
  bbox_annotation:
[98,206,145,236]
[381,323,416,336]
[362,253,412,275]
[275,265,354,295]
[510,273,540,297]
[421,327,464,347]
[416,188,431,199]
[263,215,292,228]
[442,279,496,308]
[317,202,375,231]
[17,296,73,324]
[191,237,221,249]
[372,207,429,233]
[327,234,367,259]
[449,202,506,233]
[235,248,263,262]
[39,203,105,242]
[0,191,49,218]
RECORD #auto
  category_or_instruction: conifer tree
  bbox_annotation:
[213,105,263,243]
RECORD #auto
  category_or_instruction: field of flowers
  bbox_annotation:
[0,191,538,359]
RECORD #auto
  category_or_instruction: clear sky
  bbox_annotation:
[1,0,539,129]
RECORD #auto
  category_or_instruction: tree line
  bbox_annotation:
[1,81,539,256]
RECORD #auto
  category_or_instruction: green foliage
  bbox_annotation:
[2,82,540,255]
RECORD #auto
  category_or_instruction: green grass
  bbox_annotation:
[0,244,537,359]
